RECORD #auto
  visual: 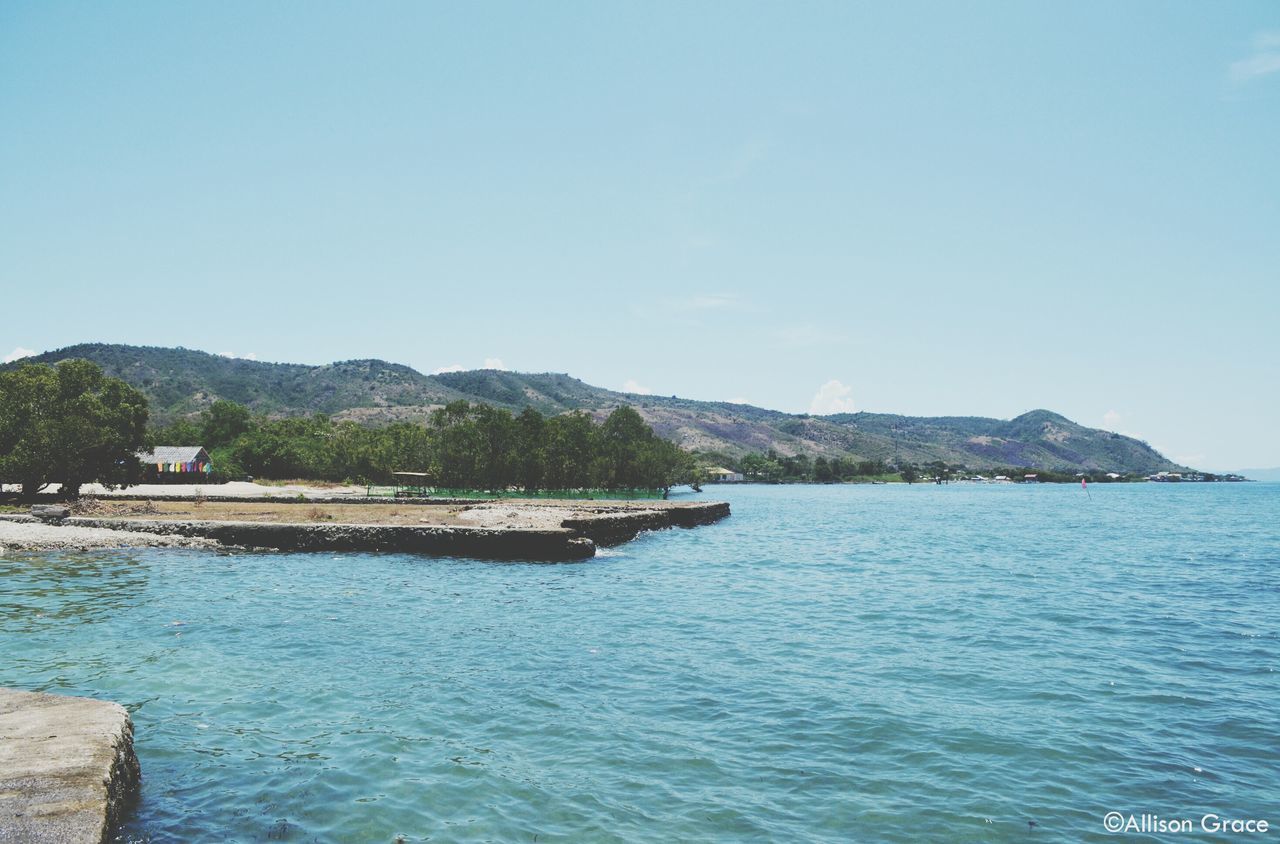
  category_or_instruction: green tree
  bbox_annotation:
[640,437,695,496]
[599,405,651,489]
[201,400,252,447]
[430,401,482,487]
[515,407,547,492]
[377,422,433,484]
[152,417,203,445]
[740,451,782,482]
[0,360,149,498]
[473,404,517,490]
[544,412,596,489]
[231,415,328,479]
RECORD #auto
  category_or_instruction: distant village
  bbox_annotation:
[130,449,1250,489]
[701,465,1249,485]
[1144,471,1247,483]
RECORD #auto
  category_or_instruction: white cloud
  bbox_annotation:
[1230,31,1280,82]
[622,379,653,395]
[1231,52,1280,82]
[809,380,856,415]
[1101,410,1150,443]
[433,359,509,373]
[3,347,35,363]
[219,351,257,361]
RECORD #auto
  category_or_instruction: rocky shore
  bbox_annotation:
[0,517,218,553]
[0,499,730,561]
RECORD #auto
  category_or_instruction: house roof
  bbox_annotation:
[138,446,208,464]
[706,467,737,474]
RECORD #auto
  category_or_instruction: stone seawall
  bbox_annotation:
[0,688,141,843]
[561,501,732,545]
[66,518,596,562]
[7,500,730,561]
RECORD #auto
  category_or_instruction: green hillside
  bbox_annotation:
[18,344,469,418]
[8,343,1186,474]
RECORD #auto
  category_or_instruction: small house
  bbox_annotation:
[706,467,745,483]
[137,446,213,482]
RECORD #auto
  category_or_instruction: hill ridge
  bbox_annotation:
[8,343,1186,473]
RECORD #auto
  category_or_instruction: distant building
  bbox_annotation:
[137,446,213,481]
[705,467,744,483]
[1022,473,1039,483]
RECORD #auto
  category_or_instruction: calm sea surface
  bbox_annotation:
[3,483,1279,842]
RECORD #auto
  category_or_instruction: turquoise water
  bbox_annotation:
[3,484,1278,842]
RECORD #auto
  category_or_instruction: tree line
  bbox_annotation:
[0,359,695,497]
[157,399,694,493]
[732,451,899,483]
[0,360,148,497]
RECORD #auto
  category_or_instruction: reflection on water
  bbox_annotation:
[0,551,153,631]
[1,484,1278,842]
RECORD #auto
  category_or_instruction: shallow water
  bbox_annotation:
[2,483,1278,842]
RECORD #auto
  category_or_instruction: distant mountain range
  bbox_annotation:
[10,343,1187,474]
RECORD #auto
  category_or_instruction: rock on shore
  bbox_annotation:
[0,518,217,553]
[0,688,141,843]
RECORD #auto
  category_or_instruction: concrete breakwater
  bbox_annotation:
[0,688,141,843]
[66,517,598,561]
[50,500,731,561]
[562,501,731,545]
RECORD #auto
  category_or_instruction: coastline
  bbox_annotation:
[0,498,730,560]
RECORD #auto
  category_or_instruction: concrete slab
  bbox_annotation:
[0,688,140,843]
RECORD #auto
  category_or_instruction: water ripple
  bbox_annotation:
[1,483,1277,841]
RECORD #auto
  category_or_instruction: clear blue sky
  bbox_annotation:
[2,2,1277,469]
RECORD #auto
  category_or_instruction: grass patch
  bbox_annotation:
[847,473,903,484]
[254,479,352,489]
